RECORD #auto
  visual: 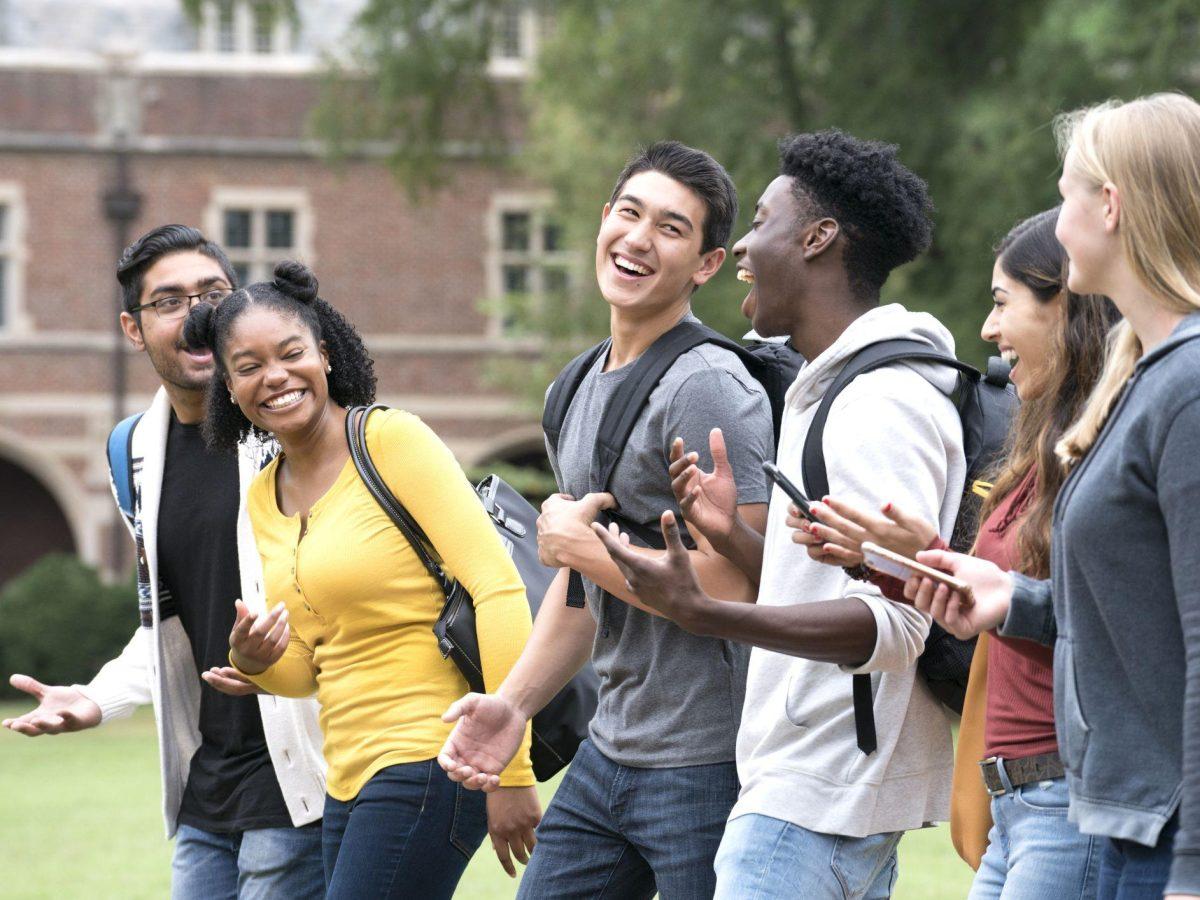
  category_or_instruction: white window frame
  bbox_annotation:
[204,187,314,286]
[198,0,295,55]
[486,5,539,79]
[0,183,32,336]
[485,191,576,339]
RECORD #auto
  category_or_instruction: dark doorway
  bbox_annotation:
[0,456,76,588]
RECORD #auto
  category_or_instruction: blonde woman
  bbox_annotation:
[904,93,1200,900]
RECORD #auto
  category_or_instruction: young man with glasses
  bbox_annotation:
[2,225,326,899]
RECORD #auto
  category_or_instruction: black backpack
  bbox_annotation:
[800,340,1017,753]
[345,405,599,781]
[542,318,803,605]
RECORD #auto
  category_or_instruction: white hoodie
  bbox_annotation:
[732,304,965,838]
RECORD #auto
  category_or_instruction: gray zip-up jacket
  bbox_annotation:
[1002,313,1200,895]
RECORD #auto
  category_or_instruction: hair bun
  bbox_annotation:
[182,302,218,351]
[273,260,319,305]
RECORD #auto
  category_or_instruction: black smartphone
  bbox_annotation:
[762,462,818,523]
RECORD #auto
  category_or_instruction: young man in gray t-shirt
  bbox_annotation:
[436,142,774,898]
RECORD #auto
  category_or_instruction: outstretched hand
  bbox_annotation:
[438,693,529,792]
[669,429,739,550]
[1,674,102,736]
[591,511,713,631]
[904,549,1012,640]
[790,496,938,566]
[228,599,289,676]
[201,666,266,697]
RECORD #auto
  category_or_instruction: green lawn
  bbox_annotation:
[0,704,973,898]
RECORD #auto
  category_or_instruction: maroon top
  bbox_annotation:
[866,470,1057,760]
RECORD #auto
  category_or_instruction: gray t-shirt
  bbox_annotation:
[546,325,775,767]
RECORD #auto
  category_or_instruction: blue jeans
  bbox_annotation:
[171,822,324,900]
[517,739,739,899]
[1096,814,1178,899]
[321,759,488,900]
[969,768,1100,900]
[713,813,900,900]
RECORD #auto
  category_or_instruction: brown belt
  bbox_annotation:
[979,752,1065,796]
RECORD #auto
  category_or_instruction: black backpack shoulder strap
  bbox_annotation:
[591,319,725,493]
[800,339,979,498]
[542,340,611,457]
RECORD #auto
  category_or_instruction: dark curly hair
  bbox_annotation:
[182,260,376,451]
[778,130,933,298]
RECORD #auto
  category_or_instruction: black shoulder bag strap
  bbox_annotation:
[799,339,980,755]
[542,340,611,457]
[344,405,452,595]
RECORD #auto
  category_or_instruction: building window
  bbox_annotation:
[0,185,29,335]
[487,5,538,78]
[200,0,294,55]
[206,188,313,286]
[488,196,576,336]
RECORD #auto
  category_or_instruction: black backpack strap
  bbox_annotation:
[542,340,610,457]
[345,405,453,595]
[797,339,980,756]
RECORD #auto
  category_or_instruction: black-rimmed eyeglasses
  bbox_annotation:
[131,288,232,320]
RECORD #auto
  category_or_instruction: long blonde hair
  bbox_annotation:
[1054,93,1200,463]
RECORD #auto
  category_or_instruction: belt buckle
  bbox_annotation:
[979,756,1006,797]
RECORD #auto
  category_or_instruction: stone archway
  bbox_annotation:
[0,454,78,588]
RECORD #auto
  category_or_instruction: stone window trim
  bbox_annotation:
[487,5,539,79]
[485,191,576,339]
[197,0,296,56]
[203,187,314,288]
[0,182,32,337]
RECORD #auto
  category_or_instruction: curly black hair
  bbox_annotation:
[779,130,934,298]
[183,260,376,452]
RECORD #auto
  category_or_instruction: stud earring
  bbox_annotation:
[229,393,236,404]
[326,364,333,374]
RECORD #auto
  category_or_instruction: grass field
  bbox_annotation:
[0,704,974,898]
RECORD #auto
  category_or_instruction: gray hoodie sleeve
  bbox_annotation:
[999,573,1057,647]
[1163,397,1200,895]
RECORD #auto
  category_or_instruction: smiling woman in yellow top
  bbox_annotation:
[182,261,538,900]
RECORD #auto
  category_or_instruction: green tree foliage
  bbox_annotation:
[0,556,137,700]
[316,0,1200,370]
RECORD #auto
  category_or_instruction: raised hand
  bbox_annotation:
[228,599,289,676]
[591,511,713,631]
[669,429,739,550]
[201,666,266,697]
[904,549,1012,640]
[791,496,938,566]
[438,693,530,792]
[1,674,102,737]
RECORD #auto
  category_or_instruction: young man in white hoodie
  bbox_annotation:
[595,131,966,899]
[2,226,325,899]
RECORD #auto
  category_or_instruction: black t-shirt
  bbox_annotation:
[157,416,292,833]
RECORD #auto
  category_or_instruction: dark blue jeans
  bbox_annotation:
[321,759,488,900]
[1096,815,1177,899]
[517,739,740,900]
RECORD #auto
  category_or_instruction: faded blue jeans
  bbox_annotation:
[713,813,901,900]
[517,738,739,899]
[969,766,1100,900]
[171,822,324,900]
[321,759,488,900]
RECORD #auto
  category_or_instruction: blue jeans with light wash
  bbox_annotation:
[713,813,901,900]
[1096,813,1178,899]
[968,765,1100,900]
[321,759,488,900]
[171,821,324,900]
[517,738,740,900]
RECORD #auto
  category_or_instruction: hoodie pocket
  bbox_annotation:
[1056,638,1091,773]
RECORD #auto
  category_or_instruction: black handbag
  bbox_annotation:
[345,405,598,781]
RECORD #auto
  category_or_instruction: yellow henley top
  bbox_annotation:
[244,408,534,800]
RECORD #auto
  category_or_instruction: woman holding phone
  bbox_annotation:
[789,207,1119,899]
[182,262,540,899]
[903,93,1200,900]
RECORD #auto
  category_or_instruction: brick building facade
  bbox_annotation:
[0,0,560,582]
